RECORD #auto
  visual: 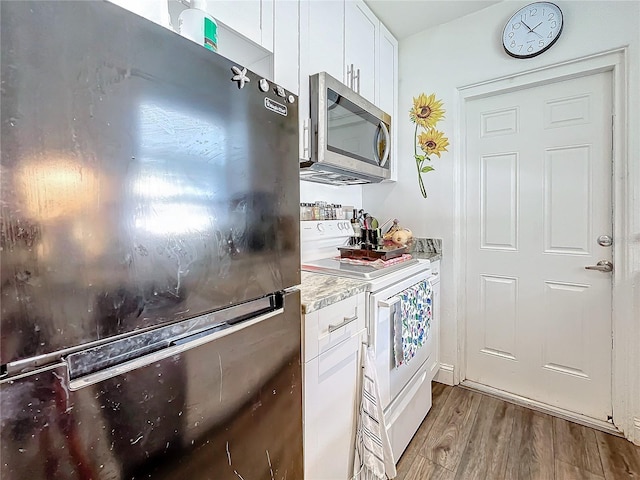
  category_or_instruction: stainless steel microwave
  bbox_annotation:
[300,72,391,185]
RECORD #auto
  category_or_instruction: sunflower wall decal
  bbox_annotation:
[409,93,449,198]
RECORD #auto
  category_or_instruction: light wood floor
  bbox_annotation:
[396,382,640,480]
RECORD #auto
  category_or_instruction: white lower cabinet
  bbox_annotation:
[303,293,366,480]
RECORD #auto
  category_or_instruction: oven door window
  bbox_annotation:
[326,88,388,167]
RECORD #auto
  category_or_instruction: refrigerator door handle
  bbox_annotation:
[68,307,284,391]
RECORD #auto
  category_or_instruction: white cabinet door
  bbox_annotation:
[304,0,345,82]
[377,21,398,181]
[273,0,298,94]
[376,22,396,116]
[205,0,273,51]
[344,0,376,103]
[304,329,365,480]
[299,0,344,160]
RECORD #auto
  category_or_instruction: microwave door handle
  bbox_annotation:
[377,121,390,167]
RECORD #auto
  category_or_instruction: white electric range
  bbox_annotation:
[301,220,437,462]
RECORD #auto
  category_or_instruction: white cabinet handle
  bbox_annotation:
[354,68,360,93]
[328,307,358,333]
[346,64,354,89]
[302,117,311,159]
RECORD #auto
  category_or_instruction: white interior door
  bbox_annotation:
[465,71,613,420]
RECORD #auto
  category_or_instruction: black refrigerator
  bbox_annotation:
[0,2,302,479]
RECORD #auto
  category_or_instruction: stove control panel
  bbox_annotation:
[301,220,354,241]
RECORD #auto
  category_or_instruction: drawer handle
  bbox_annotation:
[328,308,358,333]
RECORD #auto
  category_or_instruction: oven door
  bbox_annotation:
[369,270,433,410]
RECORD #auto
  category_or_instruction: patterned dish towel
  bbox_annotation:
[354,346,397,480]
[393,279,432,368]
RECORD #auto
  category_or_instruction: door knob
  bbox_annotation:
[584,260,613,272]
[597,235,613,247]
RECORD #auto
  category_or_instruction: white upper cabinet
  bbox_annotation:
[204,0,274,51]
[298,0,398,162]
[377,22,397,117]
[377,22,398,181]
[298,0,345,160]
[304,0,345,83]
[273,0,299,94]
[344,0,377,103]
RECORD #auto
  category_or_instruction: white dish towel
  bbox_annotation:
[353,346,397,480]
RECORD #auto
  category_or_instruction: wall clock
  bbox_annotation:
[502,2,563,59]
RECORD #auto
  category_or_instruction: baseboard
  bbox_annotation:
[434,363,455,386]
[460,380,624,437]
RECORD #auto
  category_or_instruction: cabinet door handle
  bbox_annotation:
[346,64,353,89]
[351,66,360,93]
[328,308,358,333]
[302,117,311,159]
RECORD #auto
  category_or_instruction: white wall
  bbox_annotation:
[300,180,363,209]
[363,0,640,441]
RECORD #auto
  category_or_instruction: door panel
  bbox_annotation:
[480,274,518,361]
[480,153,519,250]
[465,71,613,419]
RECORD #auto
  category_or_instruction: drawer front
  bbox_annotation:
[304,294,366,362]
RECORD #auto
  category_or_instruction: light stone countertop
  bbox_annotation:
[299,271,368,314]
[412,251,442,262]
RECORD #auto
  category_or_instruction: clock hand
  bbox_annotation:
[531,22,543,31]
[521,20,535,32]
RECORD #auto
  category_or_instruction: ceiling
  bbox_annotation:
[364,0,503,40]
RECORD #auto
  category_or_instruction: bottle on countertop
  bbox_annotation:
[300,203,313,221]
[178,0,218,52]
[350,209,361,237]
[312,202,320,221]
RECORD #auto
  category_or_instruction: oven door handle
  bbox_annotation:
[378,296,400,308]
[379,297,402,367]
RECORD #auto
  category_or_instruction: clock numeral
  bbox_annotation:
[539,40,545,48]
[548,12,555,20]
[520,13,526,22]
[550,20,557,28]
[527,45,534,53]
[518,44,523,52]
[530,8,537,16]
[548,31,553,38]
[510,40,516,48]
[508,31,514,38]
[512,22,521,30]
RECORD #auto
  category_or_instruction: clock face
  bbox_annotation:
[502,2,563,58]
